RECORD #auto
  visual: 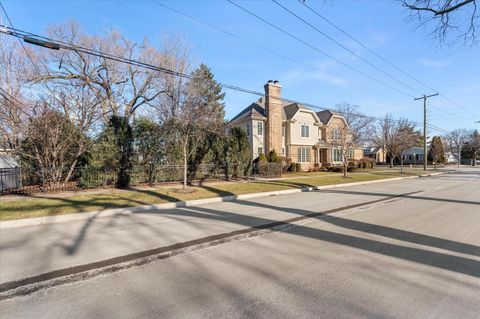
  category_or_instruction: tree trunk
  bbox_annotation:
[343,157,347,178]
[182,138,188,190]
[64,159,78,183]
[400,155,404,174]
[390,157,394,168]
[458,144,461,167]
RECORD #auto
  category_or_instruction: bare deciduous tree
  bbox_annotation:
[334,103,373,144]
[21,108,86,186]
[329,125,358,178]
[33,22,168,124]
[403,0,479,44]
[373,115,420,169]
[397,123,422,173]
[445,128,469,166]
[159,61,226,190]
[0,37,35,151]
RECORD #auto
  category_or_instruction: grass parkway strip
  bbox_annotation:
[0,170,429,221]
[0,190,422,300]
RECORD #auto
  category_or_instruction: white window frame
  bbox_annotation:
[246,124,250,136]
[347,148,353,159]
[332,128,341,140]
[297,147,311,163]
[332,148,343,162]
[257,121,263,136]
[301,124,309,138]
[282,125,285,137]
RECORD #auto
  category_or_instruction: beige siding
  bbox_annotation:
[226,119,265,159]
[353,148,364,160]
[289,111,320,146]
[322,116,347,143]
[252,120,266,158]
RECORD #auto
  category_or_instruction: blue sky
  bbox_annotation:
[1,0,479,133]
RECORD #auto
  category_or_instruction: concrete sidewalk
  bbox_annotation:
[0,173,450,285]
[0,171,447,229]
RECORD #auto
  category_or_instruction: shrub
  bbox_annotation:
[328,166,344,173]
[348,161,356,167]
[347,167,358,172]
[267,150,279,163]
[295,163,302,172]
[358,157,375,169]
[290,162,297,173]
[280,156,292,173]
[256,153,267,162]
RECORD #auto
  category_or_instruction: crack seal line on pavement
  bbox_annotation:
[0,190,422,300]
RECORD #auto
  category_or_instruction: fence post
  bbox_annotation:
[41,167,46,192]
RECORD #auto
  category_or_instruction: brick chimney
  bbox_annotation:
[264,80,282,154]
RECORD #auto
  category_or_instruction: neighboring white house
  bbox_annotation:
[400,146,424,164]
[444,152,458,164]
[0,149,18,169]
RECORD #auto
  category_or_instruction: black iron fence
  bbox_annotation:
[0,162,282,194]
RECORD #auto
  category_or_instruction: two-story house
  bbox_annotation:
[225,80,364,170]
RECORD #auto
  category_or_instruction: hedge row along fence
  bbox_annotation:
[0,162,283,194]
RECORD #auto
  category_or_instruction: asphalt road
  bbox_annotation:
[1,168,479,318]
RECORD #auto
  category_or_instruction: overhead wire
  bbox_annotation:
[272,0,418,93]
[226,0,415,99]
[0,25,449,132]
[296,0,480,118]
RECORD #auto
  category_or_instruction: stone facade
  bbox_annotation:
[225,81,364,170]
[264,81,283,154]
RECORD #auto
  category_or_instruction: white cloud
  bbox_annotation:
[420,58,450,68]
[280,61,349,86]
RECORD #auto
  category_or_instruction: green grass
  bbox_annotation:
[0,170,428,221]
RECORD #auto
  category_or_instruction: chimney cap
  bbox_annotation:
[273,80,279,84]
[267,80,273,83]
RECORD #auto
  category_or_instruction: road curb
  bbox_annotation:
[0,171,448,229]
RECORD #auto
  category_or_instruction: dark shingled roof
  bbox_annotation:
[316,110,342,125]
[228,97,330,125]
[228,101,267,123]
[364,146,382,155]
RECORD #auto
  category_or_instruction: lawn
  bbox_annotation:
[0,169,428,221]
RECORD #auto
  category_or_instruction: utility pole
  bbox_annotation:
[414,93,438,171]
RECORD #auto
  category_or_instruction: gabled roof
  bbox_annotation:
[316,110,344,126]
[227,96,332,126]
[364,146,382,155]
[227,97,290,125]
[283,103,319,121]
[228,101,267,124]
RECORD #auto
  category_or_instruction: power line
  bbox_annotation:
[0,24,450,132]
[298,0,432,92]
[155,1,473,125]
[297,0,480,118]
[226,0,415,99]
[0,1,40,73]
[272,0,418,93]
[153,1,314,71]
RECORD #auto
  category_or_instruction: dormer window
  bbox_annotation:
[332,128,341,140]
[257,121,263,135]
